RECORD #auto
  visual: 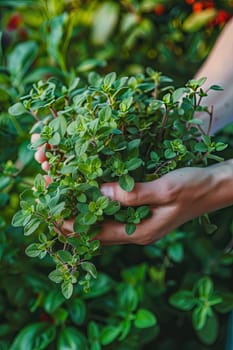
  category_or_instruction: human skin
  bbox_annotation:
[32,18,233,245]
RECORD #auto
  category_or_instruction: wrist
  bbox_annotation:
[204,159,233,212]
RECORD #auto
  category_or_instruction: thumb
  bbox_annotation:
[100,180,167,207]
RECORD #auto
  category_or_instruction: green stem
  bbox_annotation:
[11,116,25,137]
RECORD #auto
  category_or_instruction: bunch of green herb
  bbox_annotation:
[11,68,226,298]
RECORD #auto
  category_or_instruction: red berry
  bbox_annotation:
[192,2,203,12]
[154,4,165,16]
[7,13,22,31]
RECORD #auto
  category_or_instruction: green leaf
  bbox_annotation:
[7,41,38,78]
[61,281,73,299]
[103,72,117,89]
[125,158,142,171]
[119,284,138,312]
[215,142,228,151]
[104,200,121,215]
[195,277,213,298]
[172,87,187,103]
[192,305,209,330]
[9,323,55,350]
[25,243,42,258]
[169,290,197,311]
[48,270,64,284]
[24,218,40,236]
[83,212,97,225]
[81,262,97,279]
[57,327,88,350]
[12,210,25,227]
[134,309,157,329]
[119,174,135,192]
[167,242,184,262]
[8,102,27,116]
[49,132,61,146]
[46,13,68,71]
[125,223,136,235]
[92,3,119,45]
[136,206,150,219]
[101,326,121,346]
[164,149,176,159]
[88,321,100,339]
[183,8,217,32]
[44,290,65,314]
[194,142,208,152]
[209,85,224,91]
[196,312,219,345]
[57,250,73,263]
[68,299,86,325]
[77,59,106,72]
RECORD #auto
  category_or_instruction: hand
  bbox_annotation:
[31,133,52,186]
[62,166,217,245]
[31,132,233,245]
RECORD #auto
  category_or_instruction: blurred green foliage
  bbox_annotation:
[0,0,232,349]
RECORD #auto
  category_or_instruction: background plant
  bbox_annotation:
[0,1,233,349]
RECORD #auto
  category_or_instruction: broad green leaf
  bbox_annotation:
[0,176,11,190]
[46,13,68,70]
[25,243,42,258]
[196,276,213,298]
[125,158,142,171]
[134,308,157,328]
[8,102,27,116]
[24,218,40,236]
[215,142,228,151]
[57,327,88,350]
[61,281,73,299]
[196,312,219,345]
[183,9,217,32]
[92,3,119,45]
[77,59,106,72]
[44,290,65,314]
[7,41,38,78]
[9,323,55,350]
[167,242,184,262]
[119,284,138,312]
[104,200,121,215]
[209,85,224,91]
[48,270,64,284]
[57,250,73,263]
[169,290,197,311]
[136,205,150,219]
[11,210,25,227]
[68,299,86,325]
[81,262,97,279]
[125,223,136,235]
[119,174,135,192]
[101,326,121,346]
[192,305,209,330]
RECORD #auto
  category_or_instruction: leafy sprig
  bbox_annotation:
[11,68,226,298]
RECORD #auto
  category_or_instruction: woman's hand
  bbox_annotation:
[61,161,233,245]
[31,133,233,245]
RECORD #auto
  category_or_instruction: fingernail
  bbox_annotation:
[101,185,114,199]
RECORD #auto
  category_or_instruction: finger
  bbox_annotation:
[31,133,40,143]
[100,179,172,207]
[43,175,52,187]
[34,146,47,164]
[42,160,50,171]
[98,204,180,245]
[62,219,75,233]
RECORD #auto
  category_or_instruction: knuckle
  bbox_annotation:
[121,189,139,207]
[162,179,180,203]
[135,232,155,246]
